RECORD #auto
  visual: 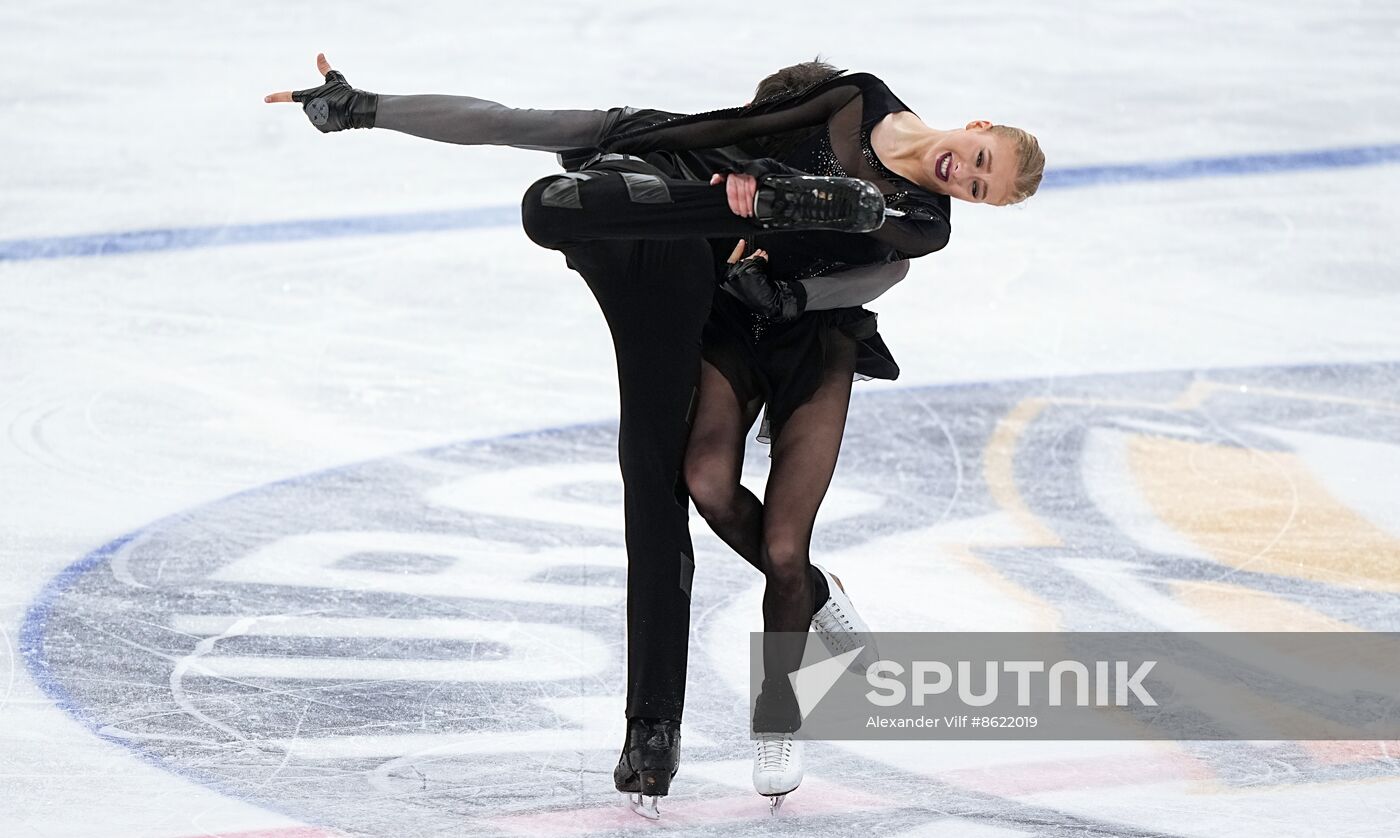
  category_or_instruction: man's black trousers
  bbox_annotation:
[521,157,754,720]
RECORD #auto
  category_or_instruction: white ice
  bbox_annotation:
[3,1,1400,836]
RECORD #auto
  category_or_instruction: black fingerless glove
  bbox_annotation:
[292,70,378,132]
[722,255,807,323]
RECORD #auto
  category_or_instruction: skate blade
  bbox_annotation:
[626,792,661,820]
[767,793,787,816]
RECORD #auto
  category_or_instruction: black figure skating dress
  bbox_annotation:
[600,73,950,442]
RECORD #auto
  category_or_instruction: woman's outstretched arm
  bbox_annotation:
[375,94,617,152]
[265,54,617,153]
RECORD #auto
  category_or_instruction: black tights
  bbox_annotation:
[684,336,859,731]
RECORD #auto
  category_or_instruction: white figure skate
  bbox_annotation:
[753,731,804,814]
[810,564,879,674]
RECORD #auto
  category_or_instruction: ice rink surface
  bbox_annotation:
[3,1,1400,835]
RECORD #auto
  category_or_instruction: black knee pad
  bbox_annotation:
[521,172,598,248]
[520,177,561,249]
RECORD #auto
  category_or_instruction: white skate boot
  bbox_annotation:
[810,564,879,674]
[753,731,803,814]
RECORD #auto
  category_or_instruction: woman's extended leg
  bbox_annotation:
[684,358,834,602]
[751,330,859,732]
[683,359,765,565]
[746,329,858,808]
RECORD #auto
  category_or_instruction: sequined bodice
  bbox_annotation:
[787,129,846,178]
[785,124,916,213]
[756,123,919,288]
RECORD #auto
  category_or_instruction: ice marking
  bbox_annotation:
[21,364,1400,836]
[1250,426,1400,540]
[209,530,625,606]
[170,615,265,742]
[4,143,1398,262]
[0,621,15,719]
[425,462,625,531]
[171,615,609,682]
[1081,428,1212,560]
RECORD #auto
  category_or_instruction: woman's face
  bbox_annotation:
[923,121,1019,206]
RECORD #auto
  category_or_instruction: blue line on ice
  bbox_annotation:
[3,142,1399,263]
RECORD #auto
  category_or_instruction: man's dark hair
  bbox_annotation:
[748,59,844,159]
[753,59,844,103]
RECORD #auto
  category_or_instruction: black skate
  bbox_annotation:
[291,70,378,133]
[753,175,886,233]
[613,717,681,820]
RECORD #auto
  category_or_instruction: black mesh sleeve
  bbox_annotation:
[873,199,951,258]
[602,75,876,156]
[376,94,617,152]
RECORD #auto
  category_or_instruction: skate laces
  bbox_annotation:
[635,719,679,755]
[766,178,853,223]
[814,600,856,634]
[755,733,794,771]
[795,184,851,222]
[819,600,853,628]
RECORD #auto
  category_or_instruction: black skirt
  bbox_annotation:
[702,289,900,444]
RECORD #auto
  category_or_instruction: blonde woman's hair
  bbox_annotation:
[753,61,1047,205]
[988,125,1045,204]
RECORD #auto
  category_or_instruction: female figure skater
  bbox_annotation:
[684,61,1043,812]
[265,56,1042,816]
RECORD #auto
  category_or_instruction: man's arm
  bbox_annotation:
[723,257,912,321]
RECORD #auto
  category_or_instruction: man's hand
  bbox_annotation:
[722,246,807,323]
[710,172,759,218]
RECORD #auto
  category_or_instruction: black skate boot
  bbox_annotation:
[613,717,681,820]
[752,175,886,233]
[291,70,378,133]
